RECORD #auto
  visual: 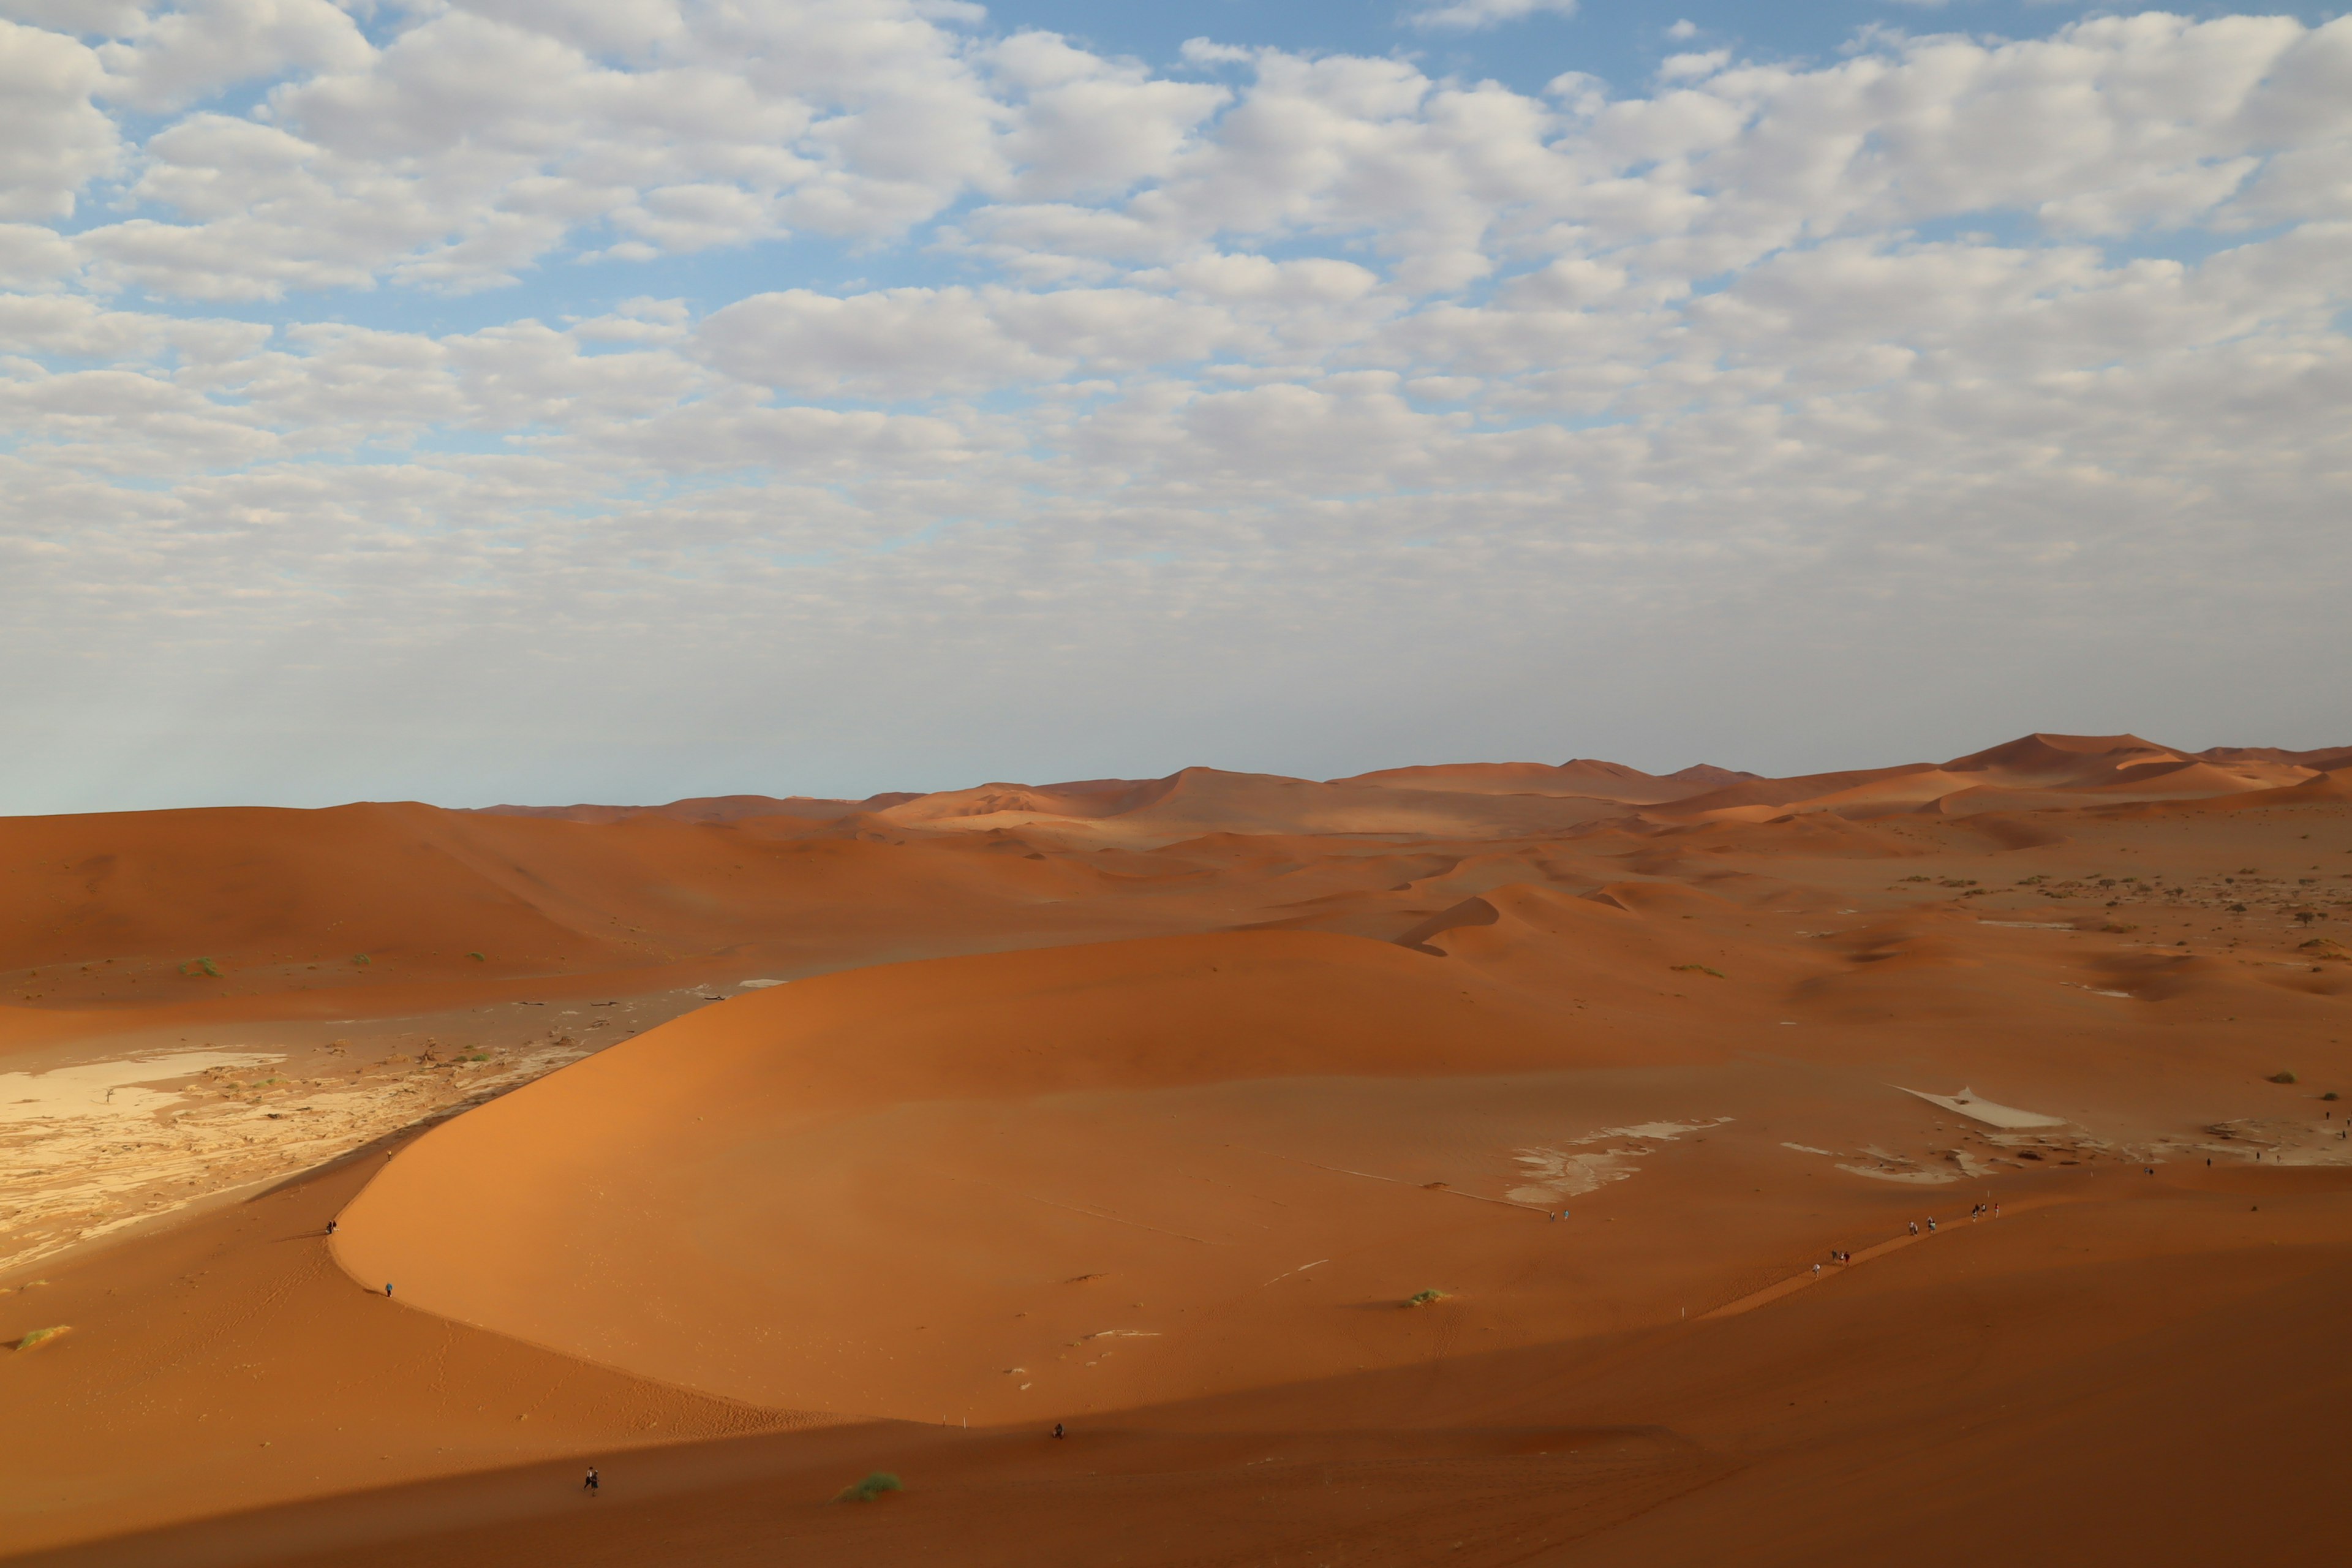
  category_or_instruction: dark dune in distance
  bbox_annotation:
[4,731,2349,1567]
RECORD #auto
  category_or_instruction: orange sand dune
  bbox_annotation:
[1330,758,1748,804]
[8,731,2352,1566]
[868,766,1646,844]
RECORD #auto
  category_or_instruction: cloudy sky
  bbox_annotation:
[4,1,2348,812]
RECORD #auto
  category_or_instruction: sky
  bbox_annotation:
[2,0,2348,812]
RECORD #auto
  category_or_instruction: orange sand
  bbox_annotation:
[6,732,2350,1564]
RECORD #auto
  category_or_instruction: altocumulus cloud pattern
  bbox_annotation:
[2,1,2350,809]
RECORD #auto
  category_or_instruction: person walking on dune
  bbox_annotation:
[584,1466,600,1496]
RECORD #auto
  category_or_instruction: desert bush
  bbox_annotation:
[836,1472,903,1502]
[12,1325,69,1351]
[2270,1071,2298,1085]
[1404,1289,1448,1308]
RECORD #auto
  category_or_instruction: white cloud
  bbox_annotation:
[1,7,2350,807]
[1408,0,1578,32]
[97,0,372,113]
[0,19,118,220]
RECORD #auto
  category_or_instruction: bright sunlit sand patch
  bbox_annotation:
[1506,1118,1732,1204]
[0,1039,595,1276]
[0,1049,283,1120]
[1896,1086,2068,1129]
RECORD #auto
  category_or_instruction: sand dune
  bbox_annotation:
[7,730,2351,1565]
[1330,759,1750,804]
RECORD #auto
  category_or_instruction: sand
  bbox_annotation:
[6,731,2350,1564]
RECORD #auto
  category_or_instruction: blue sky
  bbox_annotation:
[2,1,2348,810]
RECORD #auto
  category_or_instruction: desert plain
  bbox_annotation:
[3,730,2349,1566]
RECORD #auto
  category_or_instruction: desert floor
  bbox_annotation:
[4,733,2347,1565]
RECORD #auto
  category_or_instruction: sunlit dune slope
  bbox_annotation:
[333,928,1716,1417]
[872,766,1648,843]
[1329,759,1749,804]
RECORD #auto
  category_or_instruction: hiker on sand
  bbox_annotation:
[326,1219,337,1235]
[1051,1423,1065,1440]
[384,1283,394,1297]
[1908,1221,1918,1236]
[584,1467,600,1496]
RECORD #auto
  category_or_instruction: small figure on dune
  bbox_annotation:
[584,1466,600,1496]
[1908,1221,1919,1236]
[1927,1218,1937,1232]
[384,1282,394,1297]
[1051,1423,1065,1440]
[325,1219,337,1235]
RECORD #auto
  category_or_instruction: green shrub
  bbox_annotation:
[12,1325,69,1351]
[2269,1071,2298,1085]
[1404,1289,1448,1308]
[835,1472,902,1502]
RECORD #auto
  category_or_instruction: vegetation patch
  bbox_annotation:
[1403,1289,1449,1308]
[835,1472,903,1503]
[12,1325,70,1352]
[2269,1071,2299,1085]
[1670,964,1725,979]
[178,957,221,978]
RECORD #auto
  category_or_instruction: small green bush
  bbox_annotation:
[1404,1289,1448,1308]
[2269,1071,2298,1085]
[12,1325,69,1351]
[467,952,486,962]
[352,953,371,966]
[835,1472,902,1502]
